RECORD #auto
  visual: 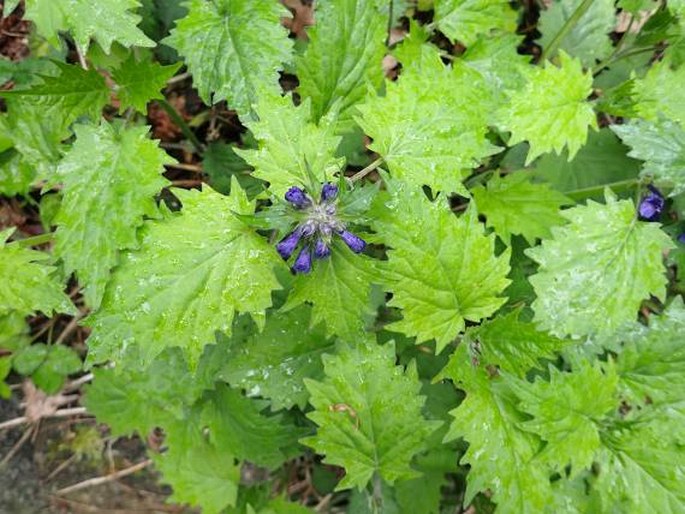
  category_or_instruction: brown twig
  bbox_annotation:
[0,406,88,431]
[0,426,33,468]
[54,459,153,496]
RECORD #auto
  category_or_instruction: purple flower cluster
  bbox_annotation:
[638,185,665,221]
[276,183,367,274]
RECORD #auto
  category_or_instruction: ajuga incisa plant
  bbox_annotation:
[2,0,685,513]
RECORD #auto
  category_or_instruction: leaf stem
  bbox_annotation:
[539,0,594,63]
[592,15,636,75]
[564,178,639,200]
[7,232,54,248]
[157,99,205,154]
[349,157,384,183]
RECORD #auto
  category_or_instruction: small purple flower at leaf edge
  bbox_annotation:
[285,186,311,208]
[314,239,331,259]
[292,246,313,274]
[339,230,366,253]
[321,183,339,202]
[678,233,685,244]
[638,186,665,221]
[276,228,302,260]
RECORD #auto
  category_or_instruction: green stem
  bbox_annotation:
[158,99,204,154]
[565,178,639,200]
[593,16,635,75]
[349,157,384,183]
[464,169,496,189]
[370,473,383,514]
[539,0,594,63]
[7,232,54,247]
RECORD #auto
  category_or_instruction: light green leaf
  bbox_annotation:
[202,385,305,469]
[0,311,29,352]
[538,0,615,66]
[54,122,173,309]
[303,341,441,490]
[611,119,685,196]
[526,191,674,338]
[296,0,386,129]
[283,243,379,341]
[441,344,554,512]
[618,0,659,14]
[155,414,241,514]
[433,0,518,46]
[371,184,511,352]
[357,51,500,195]
[633,59,685,125]
[463,308,568,377]
[532,128,641,195]
[23,0,154,53]
[592,405,685,513]
[111,54,181,113]
[509,363,618,475]
[0,229,75,318]
[236,94,343,197]
[164,0,292,114]
[31,344,82,394]
[13,344,49,375]
[0,62,110,175]
[471,171,572,244]
[220,305,336,411]
[0,149,36,197]
[616,297,685,407]
[84,184,284,368]
[84,348,203,437]
[499,51,597,164]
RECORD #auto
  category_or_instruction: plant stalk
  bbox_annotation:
[539,0,595,63]
[158,99,205,154]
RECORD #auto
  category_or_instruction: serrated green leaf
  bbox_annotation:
[532,128,641,195]
[538,0,615,66]
[0,312,30,352]
[499,51,597,164]
[509,363,618,475]
[85,184,284,368]
[371,184,510,352]
[84,348,204,436]
[0,230,75,318]
[164,0,292,114]
[303,341,441,490]
[54,122,173,309]
[611,119,685,196]
[0,62,110,175]
[441,344,554,512]
[111,54,181,113]
[463,309,568,377]
[23,0,154,53]
[236,94,343,197]
[220,305,336,410]
[283,244,379,341]
[633,59,685,125]
[357,51,500,195]
[203,142,262,197]
[296,0,387,129]
[592,405,685,513]
[433,0,518,45]
[155,414,241,514]
[202,385,305,469]
[471,171,572,244]
[526,191,674,338]
[616,297,685,407]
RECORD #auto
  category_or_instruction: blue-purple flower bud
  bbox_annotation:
[276,228,302,260]
[678,233,685,244]
[314,239,331,259]
[285,186,311,208]
[638,186,665,221]
[321,183,339,202]
[292,246,313,274]
[338,230,366,253]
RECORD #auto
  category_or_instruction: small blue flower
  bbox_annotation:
[339,230,366,253]
[292,246,312,274]
[314,239,331,259]
[678,233,685,244]
[285,186,311,209]
[276,183,367,273]
[321,183,338,202]
[638,185,665,221]
[276,228,302,260]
